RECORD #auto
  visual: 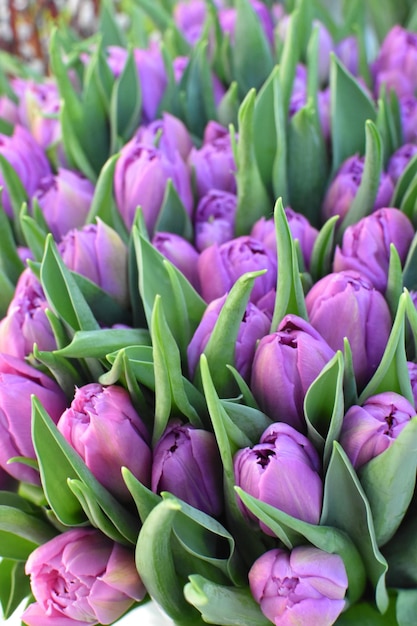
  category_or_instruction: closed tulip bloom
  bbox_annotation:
[13,77,61,150]
[399,96,417,143]
[197,236,277,306]
[372,26,417,98]
[249,546,348,626]
[22,527,146,626]
[0,354,67,484]
[0,267,56,358]
[58,221,129,308]
[234,422,323,532]
[173,0,207,45]
[333,207,414,292]
[306,270,392,389]
[34,168,95,241]
[0,124,51,217]
[58,383,151,501]
[321,154,394,224]
[187,295,271,381]
[188,121,237,199]
[135,112,193,162]
[339,392,415,469]
[114,138,193,232]
[194,189,237,252]
[250,314,335,431]
[336,35,360,75]
[407,361,417,408]
[152,420,223,516]
[387,143,417,185]
[152,232,200,291]
[133,42,168,123]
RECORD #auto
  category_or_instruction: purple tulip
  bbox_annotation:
[194,189,237,252]
[197,235,277,306]
[251,208,319,271]
[57,383,151,501]
[58,221,129,308]
[372,26,417,98]
[0,94,19,125]
[218,0,275,47]
[387,143,417,185]
[249,546,348,626]
[305,270,392,389]
[188,121,237,199]
[0,124,51,217]
[250,314,335,432]
[114,137,193,232]
[34,168,95,241]
[135,112,193,162]
[333,207,414,292]
[339,391,415,469]
[173,0,207,45]
[22,527,146,626]
[12,77,61,150]
[0,267,56,358]
[336,35,360,76]
[408,361,417,408]
[0,354,67,484]
[152,420,223,516]
[234,422,323,532]
[187,294,271,381]
[399,96,417,143]
[152,231,201,291]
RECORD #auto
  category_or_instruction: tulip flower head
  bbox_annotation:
[249,546,348,626]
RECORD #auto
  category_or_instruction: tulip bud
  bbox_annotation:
[333,207,414,292]
[173,0,207,45]
[152,231,201,291]
[187,294,271,381]
[399,95,417,143]
[321,154,394,224]
[250,314,335,431]
[0,124,51,217]
[306,270,392,389]
[134,42,168,123]
[194,189,237,252]
[58,383,151,501]
[407,361,417,408]
[12,77,61,150]
[152,420,223,516]
[249,546,348,626]
[188,121,237,199]
[234,422,323,532]
[58,221,129,308]
[371,25,417,98]
[0,354,67,484]
[135,112,193,162]
[114,137,193,232]
[22,528,146,626]
[197,235,277,306]
[0,267,56,358]
[387,143,417,185]
[339,391,415,469]
[336,35,360,76]
[34,167,95,241]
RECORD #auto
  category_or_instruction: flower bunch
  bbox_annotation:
[1,1,417,625]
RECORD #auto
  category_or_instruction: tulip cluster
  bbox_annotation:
[1,2,417,626]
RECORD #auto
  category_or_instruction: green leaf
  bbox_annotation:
[338,120,383,237]
[32,344,84,398]
[0,153,27,243]
[330,52,377,171]
[151,295,203,444]
[385,244,404,317]
[31,396,138,544]
[376,88,402,166]
[131,0,189,54]
[98,0,128,47]
[391,153,417,213]
[0,559,30,619]
[396,589,417,626]
[193,270,266,397]
[270,198,308,330]
[0,505,56,559]
[154,179,194,241]
[133,227,206,359]
[184,575,271,626]
[135,498,202,625]
[0,271,15,318]
[253,65,280,196]
[0,204,24,283]
[234,89,272,236]
[40,235,100,332]
[19,205,47,262]
[359,291,413,405]
[220,400,272,449]
[110,48,142,152]
[321,442,388,613]
[232,0,274,97]
[54,328,151,359]
[122,466,161,525]
[335,594,398,625]
[309,215,338,281]
[217,81,239,129]
[235,487,366,607]
[304,351,345,467]
[358,417,417,547]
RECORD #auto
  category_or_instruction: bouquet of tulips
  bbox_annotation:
[3,0,417,624]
